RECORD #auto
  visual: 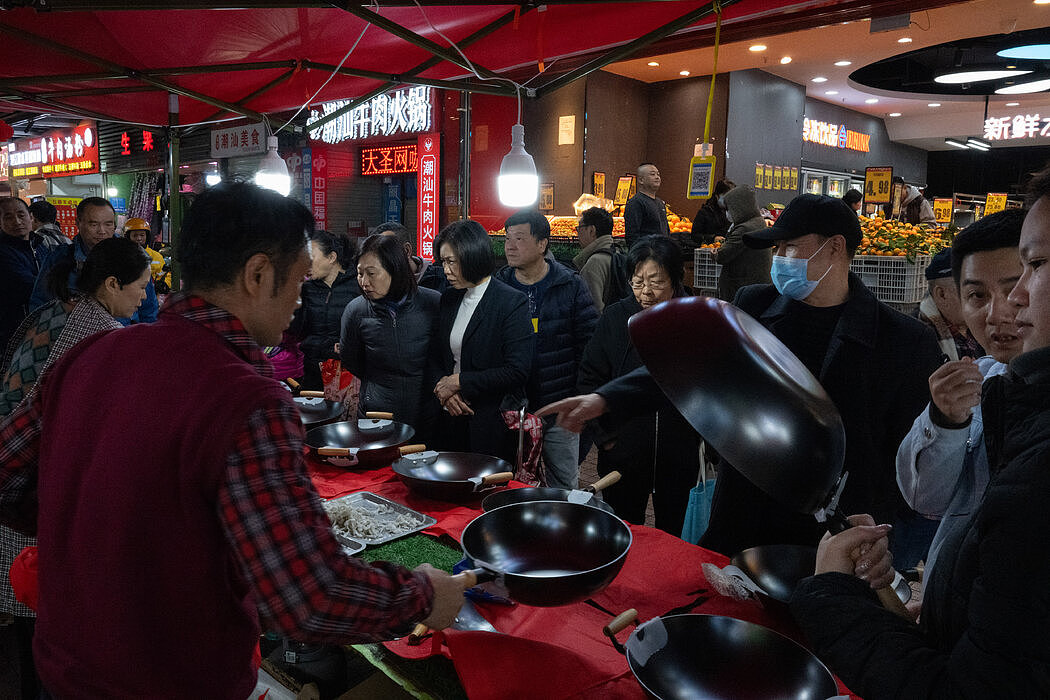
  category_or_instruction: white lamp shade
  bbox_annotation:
[498,124,538,207]
[255,136,291,196]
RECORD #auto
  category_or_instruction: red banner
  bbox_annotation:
[416,133,440,262]
[9,120,99,179]
[310,146,328,231]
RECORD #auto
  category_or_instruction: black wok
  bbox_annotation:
[731,544,911,609]
[480,471,621,514]
[460,501,632,606]
[392,451,514,501]
[292,394,345,429]
[604,610,838,700]
[304,412,416,468]
[630,296,845,516]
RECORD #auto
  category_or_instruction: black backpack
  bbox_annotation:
[595,245,631,306]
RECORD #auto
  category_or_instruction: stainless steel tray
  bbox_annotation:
[323,491,435,546]
[341,539,366,557]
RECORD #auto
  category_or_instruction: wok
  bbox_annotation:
[480,471,621,514]
[392,451,514,501]
[304,412,416,468]
[459,501,632,606]
[730,544,911,609]
[629,296,845,516]
[604,610,838,700]
[292,395,345,429]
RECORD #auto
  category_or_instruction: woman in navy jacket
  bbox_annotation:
[431,221,535,462]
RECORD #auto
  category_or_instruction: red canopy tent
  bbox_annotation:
[0,1,954,129]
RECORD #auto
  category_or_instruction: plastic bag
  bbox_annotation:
[320,359,360,417]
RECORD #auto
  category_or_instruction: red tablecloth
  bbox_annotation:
[307,459,860,700]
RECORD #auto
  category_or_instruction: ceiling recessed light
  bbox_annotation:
[647,61,660,67]
[812,76,828,83]
[780,56,792,65]
[998,44,1050,60]
[749,44,767,52]
[889,112,902,117]
[898,37,913,43]
[996,78,1050,94]
[928,103,941,107]
[934,69,1032,84]
[834,60,852,67]
[1006,101,1021,106]
[825,90,839,95]
[679,70,691,76]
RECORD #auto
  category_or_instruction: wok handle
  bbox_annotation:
[297,390,326,399]
[399,444,427,456]
[828,513,911,619]
[317,447,350,456]
[481,472,514,487]
[365,411,395,420]
[285,377,301,390]
[407,623,430,645]
[452,568,497,588]
[588,471,621,493]
[602,609,639,637]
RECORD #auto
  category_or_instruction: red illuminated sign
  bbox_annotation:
[120,129,161,156]
[311,147,328,231]
[9,120,100,179]
[416,133,440,261]
[361,144,417,176]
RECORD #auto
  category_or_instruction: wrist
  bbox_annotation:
[929,402,972,429]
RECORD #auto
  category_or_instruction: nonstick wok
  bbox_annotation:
[604,610,838,700]
[292,395,345,429]
[304,413,415,468]
[480,471,621,514]
[459,501,632,606]
[392,451,514,501]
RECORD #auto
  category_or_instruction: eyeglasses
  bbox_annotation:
[440,257,459,269]
[630,277,670,292]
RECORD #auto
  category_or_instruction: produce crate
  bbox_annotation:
[849,254,931,304]
[693,248,721,296]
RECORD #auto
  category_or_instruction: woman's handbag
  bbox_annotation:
[680,441,717,545]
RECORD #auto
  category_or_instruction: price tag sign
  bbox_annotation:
[933,198,954,224]
[614,175,635,206]
[773,166,783,190]
[863,166,893,205]
[985,192,1008,215]
[790,167,799,191]
[593,171,606,199]
[686,155,716,199]
[763,164,773,190]
[755,163,764,189]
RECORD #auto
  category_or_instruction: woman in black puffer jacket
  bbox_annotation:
[340,234,440,439]
[293,229,360,389]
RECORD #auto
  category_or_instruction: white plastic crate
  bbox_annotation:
[849,253,931,304]
[693,248,722,295]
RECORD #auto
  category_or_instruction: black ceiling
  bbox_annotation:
[849,26,1050,96]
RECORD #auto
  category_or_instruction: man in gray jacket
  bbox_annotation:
[572,206,618,314]
[895,209,1025,589]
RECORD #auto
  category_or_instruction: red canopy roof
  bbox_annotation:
[0,1,932,128]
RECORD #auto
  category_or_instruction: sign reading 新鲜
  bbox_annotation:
[803,118,871,153]
[984,114,1050,141]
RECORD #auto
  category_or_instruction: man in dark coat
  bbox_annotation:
[540,194,941,559]
[0,198,48,353]
[623,163,670,249]
[788,166,1050,699]
[497,209,598,490]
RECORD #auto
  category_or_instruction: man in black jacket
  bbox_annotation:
[540,194,940,559]
[498,209,598,490]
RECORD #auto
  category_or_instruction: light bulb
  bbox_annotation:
[206,173,222,186]
[498,124,538,207]
[255,136,290,196]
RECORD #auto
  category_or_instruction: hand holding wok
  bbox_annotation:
[537,393,608,434]
[817,515,908,618]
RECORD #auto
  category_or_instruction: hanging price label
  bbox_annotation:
[863,166,893,204]
[933,198,953,223]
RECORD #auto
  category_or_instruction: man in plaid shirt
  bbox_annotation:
[0,182,465,699]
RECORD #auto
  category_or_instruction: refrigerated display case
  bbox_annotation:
[801,168,857,198]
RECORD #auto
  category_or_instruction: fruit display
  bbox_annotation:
[488,207,688,240]
[665,209,692,235]
[857,216,952,259]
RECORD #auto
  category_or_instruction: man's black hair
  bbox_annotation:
[842,189,863,206]
[504,209,550,241]
[950,208,1026,289]
[1027,161,1050,207]
[579,207,614,239]
[76,196,114,221]
[29,199,57,224]
[175,181,313,293]
[373,221,415,254]
[433,220,494,285]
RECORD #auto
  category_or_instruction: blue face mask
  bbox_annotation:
[770,239,832,300]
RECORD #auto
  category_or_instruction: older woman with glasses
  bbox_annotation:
[430,220,535,462]
[577,235,700,534]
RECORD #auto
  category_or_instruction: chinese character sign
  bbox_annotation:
[311,146,328,231]
[416,133,440,262]
[983,114,1050,141]
[210,122,267,158]
[802,118,871,152]
[307,87,433,145]
[361,144,418,176]
[8,120,99,179]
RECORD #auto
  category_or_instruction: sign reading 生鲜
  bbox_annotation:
[8,120,99,178]
[416,133,440,262]
[803,118,871,153]
[308,87,433,145]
